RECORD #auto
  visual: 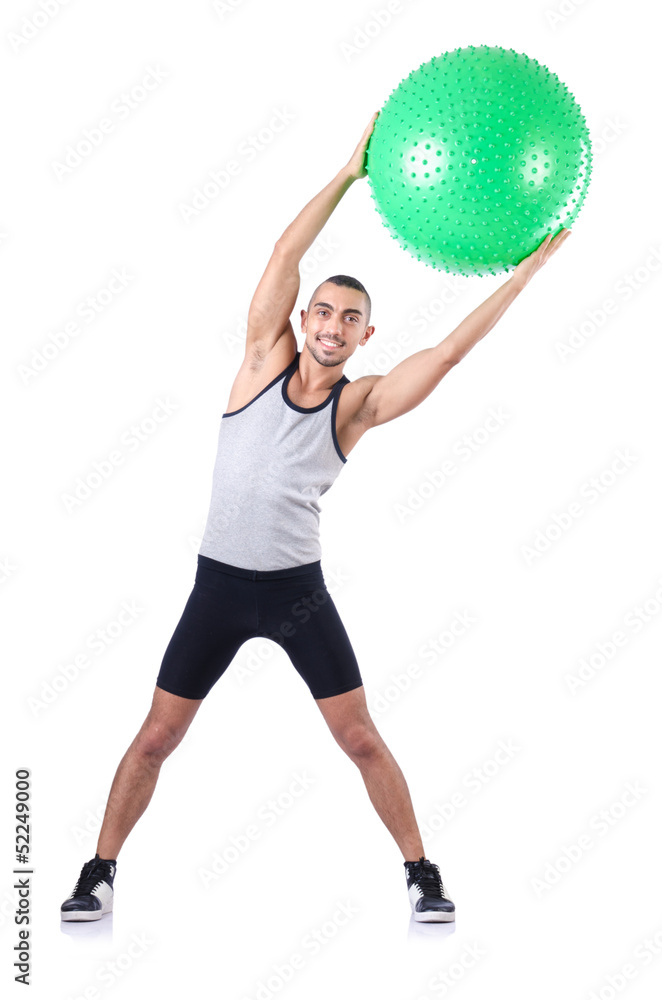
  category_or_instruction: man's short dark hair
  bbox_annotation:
[308,274,371,326]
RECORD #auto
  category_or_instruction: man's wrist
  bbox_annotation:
[507,271,528,295]
[338,163,359,185]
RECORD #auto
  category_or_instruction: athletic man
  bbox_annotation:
[60,112,569,924]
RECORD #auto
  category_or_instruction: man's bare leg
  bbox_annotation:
[315,685,426,861]
[96,686,203,859]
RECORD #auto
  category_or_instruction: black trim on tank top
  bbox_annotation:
[222,353,298,418]
[282,351,349,415]
[331,385,348,464]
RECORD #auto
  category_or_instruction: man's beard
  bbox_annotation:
[305,337,345,368]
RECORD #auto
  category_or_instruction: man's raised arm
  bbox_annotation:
[359,228,572,428]
[245,112,379,358]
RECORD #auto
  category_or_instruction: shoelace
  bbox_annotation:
[71,859,113,897]
[411,860,448,899]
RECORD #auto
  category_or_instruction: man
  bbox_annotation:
[60,111,569,924]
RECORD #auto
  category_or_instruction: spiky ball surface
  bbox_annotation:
[366,45,592,276]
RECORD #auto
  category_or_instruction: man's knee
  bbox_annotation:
[133,721,186,763]
[132,686,202,763]
[336,721,382,760]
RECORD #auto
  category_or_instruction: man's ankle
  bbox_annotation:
[95,850,118,862]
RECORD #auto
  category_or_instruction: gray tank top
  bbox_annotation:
[199,351,350,570]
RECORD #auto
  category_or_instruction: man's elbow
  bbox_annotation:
[434,344,461,373]
[273,238,300,262]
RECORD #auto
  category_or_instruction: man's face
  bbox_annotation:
[301,283,375,368]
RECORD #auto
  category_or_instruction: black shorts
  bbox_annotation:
[156,554,363,701]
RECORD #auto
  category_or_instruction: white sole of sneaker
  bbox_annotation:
[412,910,455,922]
[61,903,112,922]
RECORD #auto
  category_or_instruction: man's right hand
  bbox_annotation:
[344,111,380,181]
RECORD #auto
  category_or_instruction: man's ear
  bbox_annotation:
[360,325,375,346]
[300,308,307,330]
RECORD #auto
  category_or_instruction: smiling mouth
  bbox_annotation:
[317,337,343,350]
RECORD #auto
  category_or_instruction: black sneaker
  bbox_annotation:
[60,854,117,921]
[404,856,455,922]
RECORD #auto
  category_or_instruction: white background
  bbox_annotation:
[2,0,661,997]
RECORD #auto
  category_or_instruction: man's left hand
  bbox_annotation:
[511,228,572,288]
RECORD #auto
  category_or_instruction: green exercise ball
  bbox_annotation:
[365,45,592,277]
